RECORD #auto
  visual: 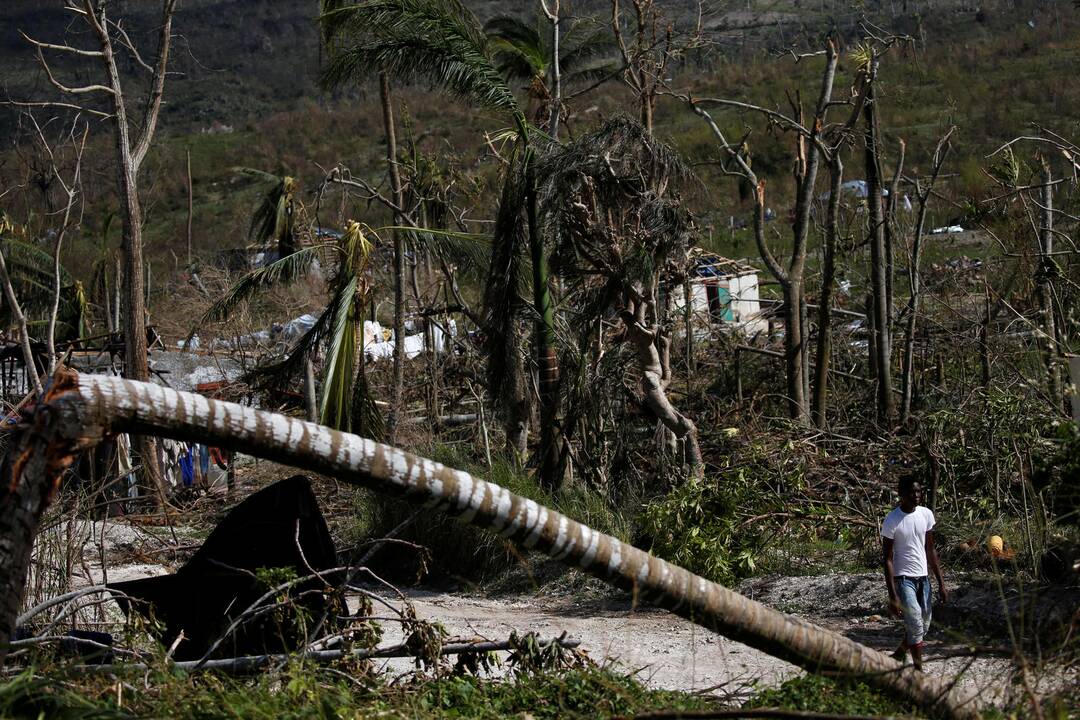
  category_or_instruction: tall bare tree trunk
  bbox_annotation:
[1036,160,1062,406]
[863,62,895,425]
[900,186,930,424]
[622,289,702,473]
[543,0,562,140]
[185,146,194,264]
[900,130,952,424]
[783,281,808,423]
[812,157,843,428]
[0,370,979,720]
[380,73,407,443]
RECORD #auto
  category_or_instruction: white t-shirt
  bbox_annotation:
[881,506,935,577]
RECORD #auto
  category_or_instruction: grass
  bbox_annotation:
[0,664,718,720]
[747,674,916,717]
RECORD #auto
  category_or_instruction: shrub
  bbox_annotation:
[639,465,767,586]
[748,674,915,716]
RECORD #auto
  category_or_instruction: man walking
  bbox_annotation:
[881,475,948,670]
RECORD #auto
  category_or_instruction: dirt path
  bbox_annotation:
[363,574,1068,709]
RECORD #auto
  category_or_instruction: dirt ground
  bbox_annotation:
[56,517,1075,712]
[361,573,1074,709]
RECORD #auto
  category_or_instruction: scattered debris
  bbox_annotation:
[109,475,338,661]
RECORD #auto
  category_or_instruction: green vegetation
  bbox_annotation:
[748,674,916,717]
[0,665,718,720]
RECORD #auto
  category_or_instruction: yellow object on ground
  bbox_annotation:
[987,535,1004,556]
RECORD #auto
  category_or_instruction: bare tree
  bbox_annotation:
[0,369,980,720]
[0,114,89,394]
[862,56,895,425]
[380,73,407,444]
[1035,159,1063,404]
[811,155,843,428]
[899,129,953,424]
[674,39,842,425]
[611,0,699,136]
[0,247,43,397]
[20,0,180,501]
[541,0,562,140]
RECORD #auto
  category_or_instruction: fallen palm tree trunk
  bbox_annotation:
[0,370,979,719]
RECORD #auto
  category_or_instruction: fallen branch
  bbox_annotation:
[66,636,580,675]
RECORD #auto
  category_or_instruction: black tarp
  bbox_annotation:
[109,475,337,661]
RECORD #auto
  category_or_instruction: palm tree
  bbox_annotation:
[484,10,616,136]
[238,168,301,259]
[199,210,382,437]
[537,117,702,474]
[1,369,981,720]
[319,0,565,487]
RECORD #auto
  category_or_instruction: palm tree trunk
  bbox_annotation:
[525,154,563,490]
[380,73,407,443]
[0,369,979,720]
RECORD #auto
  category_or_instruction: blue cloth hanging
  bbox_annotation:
[179,447,195,487]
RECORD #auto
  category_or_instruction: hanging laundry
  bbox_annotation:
[198,444,210,486]
[179,444,195,487]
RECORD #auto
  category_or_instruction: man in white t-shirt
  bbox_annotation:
[881,475,948,670]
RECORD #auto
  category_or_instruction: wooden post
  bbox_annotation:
[304,357,318,423]
[186,148,193,265]
[735,347,743,408]
[1069,356,1080,424]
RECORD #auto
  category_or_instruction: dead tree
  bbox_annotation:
[1036,159,1063,405]
[379,73,407,444]
[811,155,843,428]
[20,0,180,501]
[674,39,841,425]
[537,118,703,474]
[862,57,895,425]
[899,129,953,424]
[0,368,979,720]
[611,0,667,134]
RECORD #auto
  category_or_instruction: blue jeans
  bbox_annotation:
[895,575,932,647]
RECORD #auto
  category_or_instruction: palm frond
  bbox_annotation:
[199,245,326,325]
[246,174,297,248]
[350,359,384,441]
[320,0,518,116]
[246,300,337,390]
[320,276,360,431]
[383,226,490,278]
[485,15,545,82]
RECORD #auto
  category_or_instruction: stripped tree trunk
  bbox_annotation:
[380,73,407,444]
[812,156,843,428]
[621,288,702,474]
[0,369,979,720]
[83,0,179,504]
[900,129,952,424]
[863,61,895,425]
[1036,160,1062,406]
